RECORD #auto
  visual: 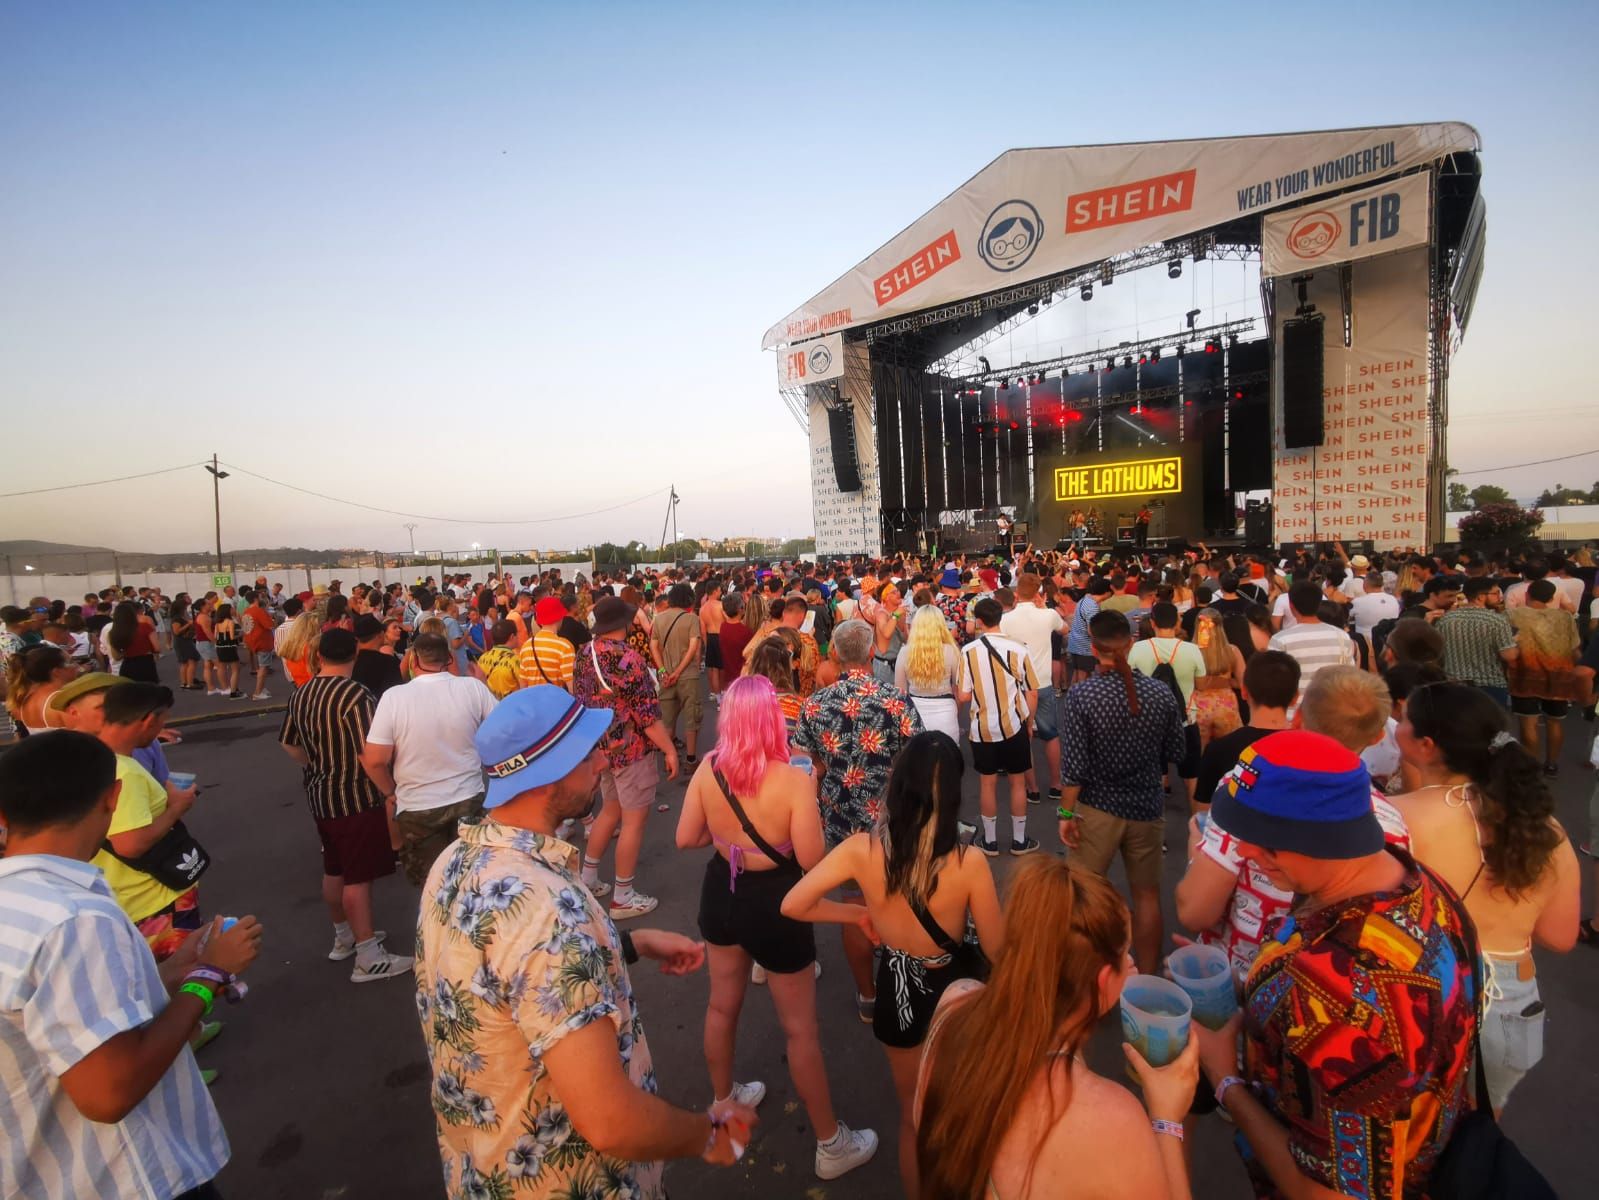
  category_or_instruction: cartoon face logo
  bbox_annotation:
[807,343,834,376]
[1286,211,1341,260]
[979,199,1043,272]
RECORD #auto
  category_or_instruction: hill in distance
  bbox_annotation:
[0,541,370,572]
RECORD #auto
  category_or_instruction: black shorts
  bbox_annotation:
[873,945,967,1049]
[217,646,239,664]
[697,854,814,974]
[704,632,722,670]
[1177,723,1201,780]
[1510,696,1569,718]
[1069,652,1097,674]
[971,730,1031,776]
[173,636,200,664]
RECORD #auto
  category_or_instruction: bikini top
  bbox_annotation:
[709,766,795,892]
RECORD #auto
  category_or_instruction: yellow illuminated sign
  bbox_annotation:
[1054,456,1182,502]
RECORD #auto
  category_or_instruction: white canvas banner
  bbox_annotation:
[777,333,845,388]
[809,343,881,557]
[1262,172,1431,277]
[764,123,1476,349]
[1272,247,1431,549]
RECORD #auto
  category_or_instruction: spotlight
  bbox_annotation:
[1027,303,1039,316]
[1167,259,1182,279]
[1123,356,1133,369]
[978,356,991,373]
[1176,343,1186,357]
[1186,309,1201,329]
[1205,339,1218,354]
[1138,353,1148,366]
[1008,420,1020,430]
[1080,283,1093,301]
[1100,262,1114,286]
[1233,388,1245,400]
[1103,359,1113,373]
[1150,346,1161,362]
[1228,334,1239,348]
[999,379,1009,390]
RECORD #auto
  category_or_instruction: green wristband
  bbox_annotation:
[1056,806,1077,821]
[178,981,215,1017]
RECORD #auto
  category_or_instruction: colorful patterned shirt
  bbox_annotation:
[1238,852,1476,1200]
[792,669,922,847]
[933,592,971,645]
[571,637,661,771]
[1437,606,1516,688]
[415,820,663,1200]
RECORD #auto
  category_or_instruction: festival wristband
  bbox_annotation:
[1055,807,1077,821]
[178,982,216,1017]
[1215,1075,1247,1108]
[620,931,639,965]
[1151,1119,1185,1141]
[185,965,231,989]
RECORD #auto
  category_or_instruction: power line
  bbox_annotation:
[0,462,205,499]
[1452,448,1599,475]
[217,461,671,525]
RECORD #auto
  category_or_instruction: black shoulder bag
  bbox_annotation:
[101,821,212,891]
[1419,864,1557,1200]
[907,889,990,983]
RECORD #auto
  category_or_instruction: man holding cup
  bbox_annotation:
[1191,731,1478,1200]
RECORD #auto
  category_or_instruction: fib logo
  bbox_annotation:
[979,200,1043,273]
[807,342,834,375]
[1286,210,1341,260]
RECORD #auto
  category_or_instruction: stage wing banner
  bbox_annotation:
[763,123,1476,349]
[1272,246,1430,549]
[777,333,845,388]
[809,341,882,557]
[1262,172,1431,277]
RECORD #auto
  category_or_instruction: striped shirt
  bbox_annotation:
[0,855,228,1199]
[1266,622,1355,703]
[961,632,1039,742]
[279,674,386,819]
[517,629,574,691]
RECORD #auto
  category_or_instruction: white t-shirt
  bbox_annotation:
[366,673,498,813]
[1339,572,1367,601]
[1271,592,1298,631]
[1349,591,1401,639]
[1361,717,1402,788]
[999,602,1064,684]
[1127,637,1207,724]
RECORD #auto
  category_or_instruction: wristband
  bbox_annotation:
[1215,1075,1247,1108]
[1055,806,1077,821]
[1151,1118,1185,1141]
[178,981,215,1016]
[620,931,639,965]
[185,965,231,989]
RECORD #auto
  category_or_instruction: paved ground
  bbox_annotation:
[122,666,1597,1198]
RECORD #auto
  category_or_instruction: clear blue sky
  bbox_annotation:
[4,1,1595,555]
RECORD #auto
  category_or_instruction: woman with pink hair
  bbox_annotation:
[675,675,880,1181]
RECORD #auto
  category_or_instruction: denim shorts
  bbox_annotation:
[1032,685,1060,741]
[1479,956,1544,1111]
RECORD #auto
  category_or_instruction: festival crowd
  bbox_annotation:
[1,537,1595,1199]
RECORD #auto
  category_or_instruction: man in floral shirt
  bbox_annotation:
[932,568,972,646]
[416,686,753,1200]
[571,597,679,921]
[792,619,921,1020]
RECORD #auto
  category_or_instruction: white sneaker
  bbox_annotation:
[250,690,271,701]
[815,1121,879,1180]
[328,929,386,962]
[350,950,414,984]
[721,1080,766,1109]
[585,879,612,898]
[608,892,659,921]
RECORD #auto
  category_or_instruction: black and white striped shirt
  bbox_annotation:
[280,675,385,819]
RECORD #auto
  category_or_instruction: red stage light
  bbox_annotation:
[1008,420,1019,430]
[1233,388,1245,399]
[1205,340,1218,354]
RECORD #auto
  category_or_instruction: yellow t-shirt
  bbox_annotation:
[92,754,185,923]
[477,645,521,699]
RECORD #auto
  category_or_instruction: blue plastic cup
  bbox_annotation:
[1119,974,1192,1068]
[169,771,197,792]
[1167,943,1238,1031]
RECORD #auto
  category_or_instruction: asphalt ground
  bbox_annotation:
[117,662,1596,1199]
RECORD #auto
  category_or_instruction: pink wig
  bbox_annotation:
[711,675,790,799]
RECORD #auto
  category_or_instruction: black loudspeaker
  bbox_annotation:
[827,405,861,492]
[1245,501,1272,545]
[1281,314,1325,448]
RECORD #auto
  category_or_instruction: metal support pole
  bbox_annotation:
[211,454,224,572]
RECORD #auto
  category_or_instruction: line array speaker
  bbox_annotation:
[827,405,861,492]
[1281,314,1325,448]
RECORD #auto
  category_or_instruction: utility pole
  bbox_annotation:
[404,523,418,557]
[204,455,229,573]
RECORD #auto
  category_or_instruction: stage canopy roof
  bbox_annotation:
[763,123,1480,351]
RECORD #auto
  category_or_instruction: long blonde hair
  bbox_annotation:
[1193,608,1234,674]
[904,606,954,691]
[277,611,324,663]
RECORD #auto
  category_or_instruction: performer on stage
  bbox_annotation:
[996,512,1014,555]
[1069,508,1087,555]
[1134,503,1152,550]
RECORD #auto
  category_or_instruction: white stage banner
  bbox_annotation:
[1262,172,1431,277]
[764,123,1476,349]
[809,343,881,557]
[1272,246,1431,549]
[777,333,845,388]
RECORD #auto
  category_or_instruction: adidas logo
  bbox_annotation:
[178,849,205,879]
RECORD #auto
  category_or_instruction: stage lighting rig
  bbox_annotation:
[1080,283,1093,301]
[1099,262,1114,286]
[1167,259,1182,279]
[978,356,991,373]
[1186,309,1201,329]
[1027,303,1039,316]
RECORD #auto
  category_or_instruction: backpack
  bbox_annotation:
[1148,640,1189,714]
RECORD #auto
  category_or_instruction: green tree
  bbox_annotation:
[1447,482,1470,510]
[779,537,817,559]
[743,541,764,560]
[1458,501,1543,551]
[1467,483,1512,509]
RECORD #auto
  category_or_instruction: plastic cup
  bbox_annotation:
[169,771,197,791]
[1167,943,1238,1031]
[789,754,813,776]
[1119,974,1192,1069]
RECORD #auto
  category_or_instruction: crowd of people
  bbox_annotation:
[1,536,1595,1199]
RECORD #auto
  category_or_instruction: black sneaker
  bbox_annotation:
[977,835,1001,858]
[1010,836,1040,856]
[1048,787,1063,802]
[1025,791,1042,805]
